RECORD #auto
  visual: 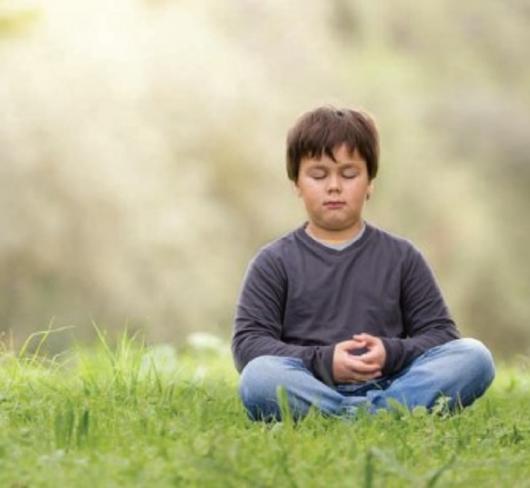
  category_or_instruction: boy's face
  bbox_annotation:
[295,143,374,241]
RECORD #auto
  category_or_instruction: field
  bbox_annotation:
[0,330,529,487]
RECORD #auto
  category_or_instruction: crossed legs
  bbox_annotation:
[238,338,495,421]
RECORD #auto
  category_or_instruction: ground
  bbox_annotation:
[0,333,528,487]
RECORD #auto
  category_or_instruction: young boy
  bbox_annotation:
[231,106,495,421]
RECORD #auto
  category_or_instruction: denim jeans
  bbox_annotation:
[238,338,495,421]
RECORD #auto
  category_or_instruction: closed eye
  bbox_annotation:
[342,173,358,179]
[309,170,327,179]
[307,169,359,179]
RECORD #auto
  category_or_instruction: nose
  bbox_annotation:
[326,173,342,193]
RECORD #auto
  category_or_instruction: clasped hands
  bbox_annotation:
[332,333,387,383]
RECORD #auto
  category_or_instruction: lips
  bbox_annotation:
[324,201,345,208]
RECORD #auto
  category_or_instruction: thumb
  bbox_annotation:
[354,333,375,344]
[339,339,365,352]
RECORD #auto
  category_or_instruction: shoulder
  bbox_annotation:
[260,227,298,257]
[366,222,419,260]
[246,227,299,276]
[369,225,439,286]
[255,227,298,263]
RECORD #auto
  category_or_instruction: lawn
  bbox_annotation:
[0,330,528,487]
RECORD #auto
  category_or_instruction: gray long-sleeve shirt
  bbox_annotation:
[231,220,460,386]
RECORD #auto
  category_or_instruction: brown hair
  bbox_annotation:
[286,106,379,181]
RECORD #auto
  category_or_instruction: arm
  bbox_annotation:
[380,245,461,376]
[231,249,336,385]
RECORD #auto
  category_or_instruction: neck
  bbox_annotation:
[306,220,365,244]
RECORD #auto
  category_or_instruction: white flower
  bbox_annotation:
[186,332,229,353]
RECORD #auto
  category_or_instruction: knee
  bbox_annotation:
[240,355,290,389]
[450,338,496,386]
[239,356,296,419]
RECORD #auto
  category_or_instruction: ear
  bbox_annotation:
[292,180,302,197]
[366,180,375,200]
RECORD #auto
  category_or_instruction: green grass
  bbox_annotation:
[0,330,529,487]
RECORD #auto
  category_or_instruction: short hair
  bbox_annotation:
[286,106,379,182]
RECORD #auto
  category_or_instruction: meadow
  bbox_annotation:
[0,329,528,487]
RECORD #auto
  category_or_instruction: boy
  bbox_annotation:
[231,106,495,421]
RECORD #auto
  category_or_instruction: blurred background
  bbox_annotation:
[1,0,529,360]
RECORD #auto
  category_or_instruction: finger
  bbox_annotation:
[354,333,375,344]
[340,339,365,351]
[353,339,367,348]
[357,350,378,363]
[346,357,381,374]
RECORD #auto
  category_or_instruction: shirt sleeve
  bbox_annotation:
[231,249,336,386]
[380,244,461,376]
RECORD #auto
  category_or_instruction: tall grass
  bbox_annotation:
[0,328,528,487]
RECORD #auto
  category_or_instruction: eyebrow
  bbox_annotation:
[307,163,360,169]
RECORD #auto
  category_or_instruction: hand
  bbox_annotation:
[352,332,387,373]
[332,337,383,383]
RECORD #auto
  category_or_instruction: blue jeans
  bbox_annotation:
[239,338,495,421]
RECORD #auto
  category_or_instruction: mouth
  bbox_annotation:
[324,201,346,208]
